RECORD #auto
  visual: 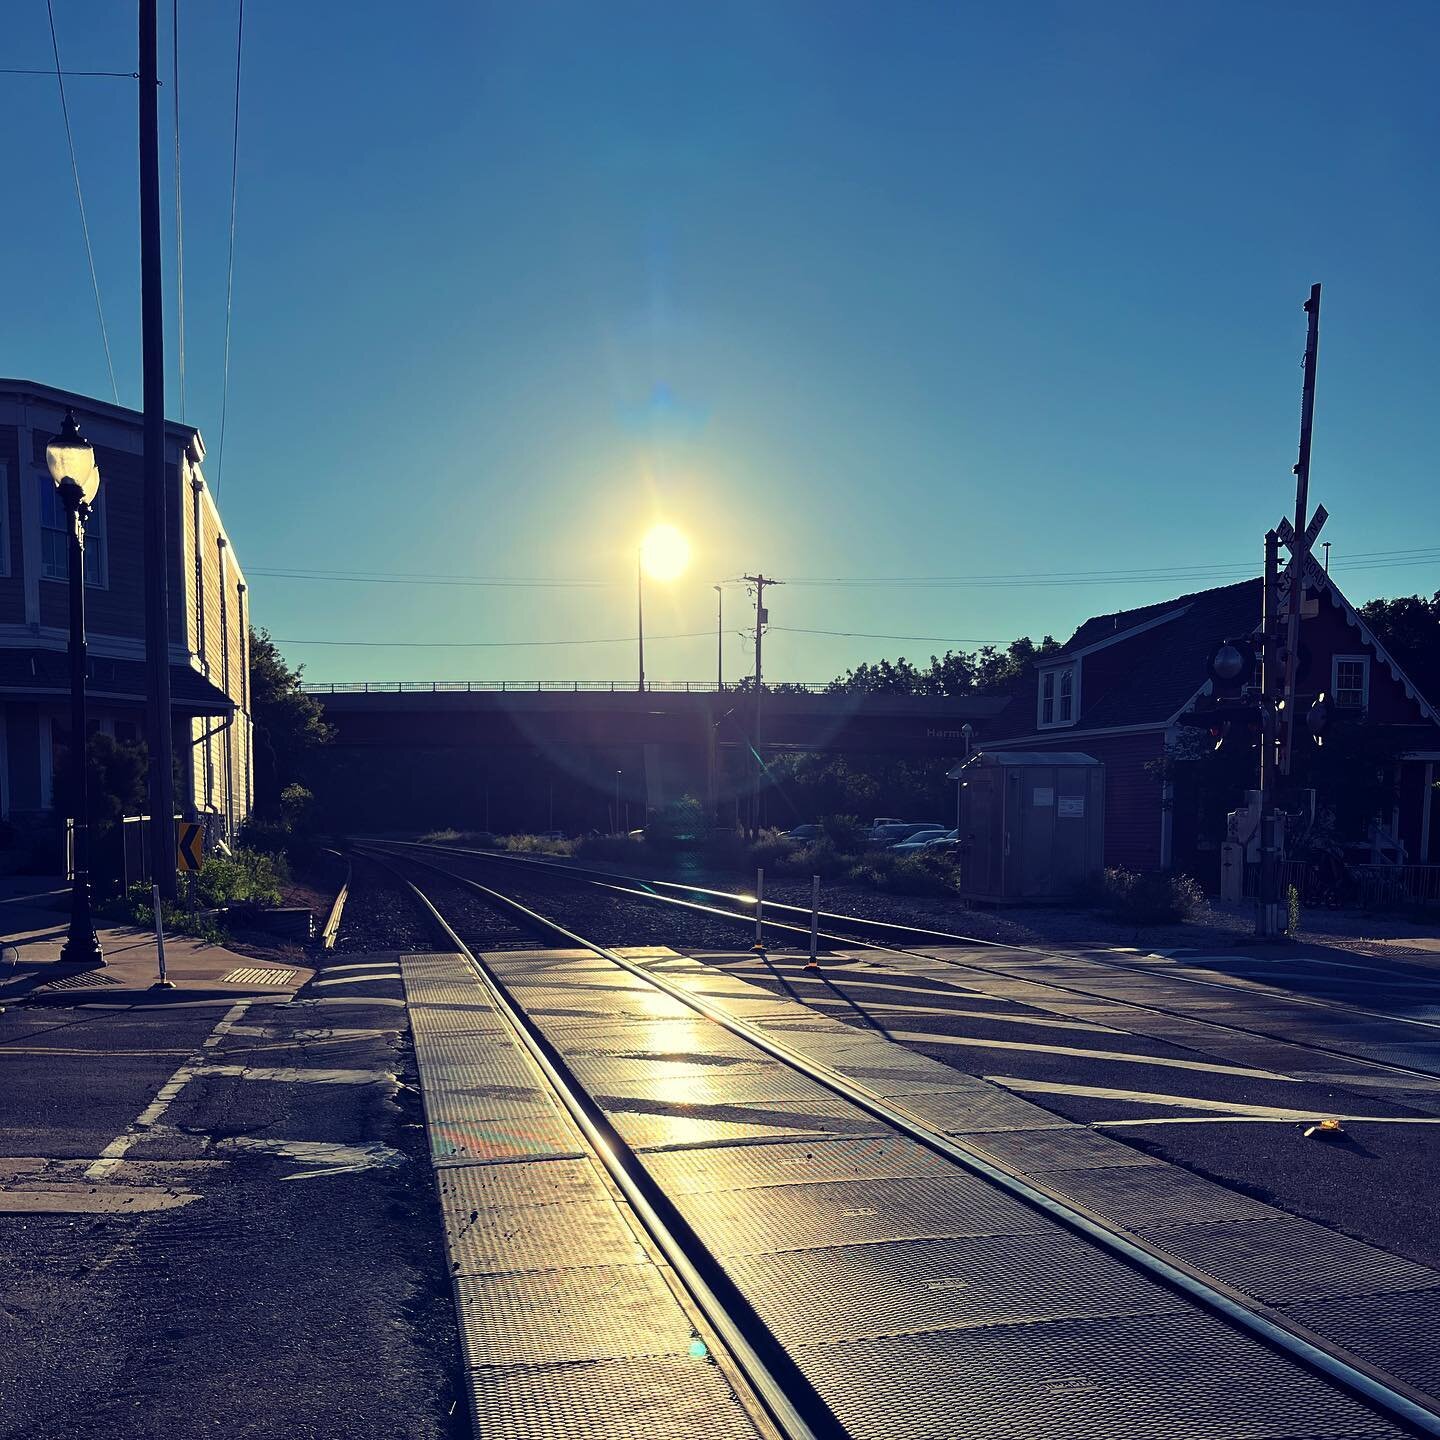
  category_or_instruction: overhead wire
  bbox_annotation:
[44,0,118,403]
[275,629,718,649]
[172,0,185,419]
[214,0,244,498]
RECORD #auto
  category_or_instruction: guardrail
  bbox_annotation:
[303,679,833,694]
[1243,859,1440,907]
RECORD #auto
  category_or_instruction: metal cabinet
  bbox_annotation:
[952,750,1105,902]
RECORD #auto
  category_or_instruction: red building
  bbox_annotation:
[978,576,1440,875]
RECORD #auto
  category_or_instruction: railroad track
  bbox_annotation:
[358,840,1440,1440]
[369,838,1440,1089]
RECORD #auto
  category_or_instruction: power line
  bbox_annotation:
[275,629,717,649]
[249,567,612,588]
[773,626,1010,644]
[44,0,118,403]
[214,0,244,498]
[2,66,139,77]
[172,0,186,419]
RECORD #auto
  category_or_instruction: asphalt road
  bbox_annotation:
[686,939,1440,1270]
[0,956,464,1440]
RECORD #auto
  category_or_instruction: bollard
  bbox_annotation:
[806,874,820,967]
[151,883,175,990]
[752,867,766,952]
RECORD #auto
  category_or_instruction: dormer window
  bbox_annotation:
[1039,663,1078,728]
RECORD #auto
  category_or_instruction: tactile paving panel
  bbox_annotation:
[1282,1287,1440,1401]
[1136,1216,1440,1305]
[553,1020,762,1060]
[955,1125,1165,1174]
[639,1135,958,1195]
[1025,1164,1280,1227]
[727,1230,1187,1344]
[466,1354,762,1440]
[454,1264,690,1366]
[675,1174,1050,1257]
[793,1310,1403,1440]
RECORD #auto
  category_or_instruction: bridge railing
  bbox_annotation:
[302,679,834,695]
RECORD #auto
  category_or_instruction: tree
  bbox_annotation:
[248,629,334,817]
[1359,592,1440,707]
[54,733,148,834]
[827,635,1059,696]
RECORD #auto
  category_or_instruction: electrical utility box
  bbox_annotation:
[950,751,1105,903]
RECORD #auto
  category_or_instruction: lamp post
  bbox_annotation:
[46,411,104,968]
[714,584,723,691]
[636,549,645,693]
[614,769,622,836]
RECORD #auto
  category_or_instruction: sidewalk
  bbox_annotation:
[0,880,312,1006]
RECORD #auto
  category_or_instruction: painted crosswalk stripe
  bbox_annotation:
[888,1030,1295,1081]
[987,1075,1313,1116]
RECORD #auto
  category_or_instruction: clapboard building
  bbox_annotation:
[0,379,252,861]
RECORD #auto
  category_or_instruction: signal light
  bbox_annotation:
[1207,638,1257,693]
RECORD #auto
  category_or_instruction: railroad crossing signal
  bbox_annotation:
[1275,505,1327,617]
[176,820,204,873]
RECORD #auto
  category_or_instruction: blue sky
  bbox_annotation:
[5,2,1439,685]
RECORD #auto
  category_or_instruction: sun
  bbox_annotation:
[640,522,691,582]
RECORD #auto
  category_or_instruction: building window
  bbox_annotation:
[1332,654,1370,711]
[1038,665,1077,728]
[0,464,9,578]
[38,475,107,587]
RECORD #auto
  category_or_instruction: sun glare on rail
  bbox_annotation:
[640,522,691,581]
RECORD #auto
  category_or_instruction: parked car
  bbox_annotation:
[785,824,822,843]
[868,821,949,847]
[923,828,960,850]
[889,827,951,853]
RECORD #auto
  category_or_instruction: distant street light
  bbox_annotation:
[714,584,723,691]
[46,411,104,968]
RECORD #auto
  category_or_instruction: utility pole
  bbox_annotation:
[714,584,723,691]
[742,574,780,837]
[140,0,176,900]
[1281,283,1321,779]
[1258,529,1281,938]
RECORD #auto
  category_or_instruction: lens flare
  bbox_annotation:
[640,522,691,581]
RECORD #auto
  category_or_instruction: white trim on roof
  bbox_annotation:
[1047,604,1194,663]
[1321,583,1438,724]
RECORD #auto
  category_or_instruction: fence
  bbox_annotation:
[303,679,833,695]
[1243,859,1440,908]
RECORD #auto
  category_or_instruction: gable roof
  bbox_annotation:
[995,570,1440,738]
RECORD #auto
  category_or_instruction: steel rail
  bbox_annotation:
[367,851,832,1440]
[376,839,1440,1051]
[366,841,1440,1439]
[318,848,352,951]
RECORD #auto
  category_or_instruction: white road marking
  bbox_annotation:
[987,1076,1315,1117]
[798,996,1121,1034]
[85,1000,254,1180]
[286,995,406,1008]
[220,1137,406,1178]
[313,974,401,987]
[887,1030,1296,1081]
[321,962,406,975]
[1095,1114,1440,1128]
[201,1065,395,1085]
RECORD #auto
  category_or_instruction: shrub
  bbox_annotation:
[1104,867,1204,924]
[745,830,795,872]
[498,833,577,857]
[783,837,850,880]
[818,814,867,852]
[197,846,287,909]
[849,849,961,897]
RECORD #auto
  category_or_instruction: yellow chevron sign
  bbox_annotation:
[176,821,204,873]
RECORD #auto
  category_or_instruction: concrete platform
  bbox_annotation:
[1,888,312,1007]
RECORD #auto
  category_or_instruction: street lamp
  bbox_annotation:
[45,411,104,968]
[714,584,723,691]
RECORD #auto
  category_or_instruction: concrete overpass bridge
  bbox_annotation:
[304,682,1008,832]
